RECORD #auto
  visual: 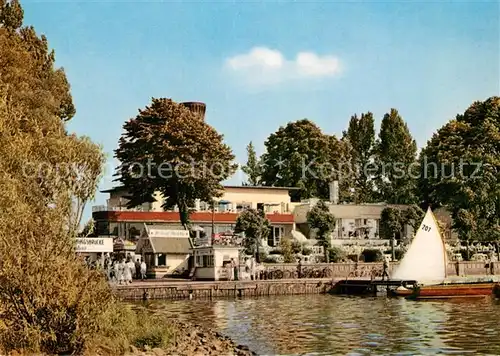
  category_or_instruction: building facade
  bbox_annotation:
[92,185,297,248]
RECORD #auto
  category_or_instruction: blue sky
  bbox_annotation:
[22,0,499,222]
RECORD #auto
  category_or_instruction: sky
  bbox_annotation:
[22,0,499,223]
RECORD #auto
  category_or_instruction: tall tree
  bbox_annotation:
[379,207,403,260]
[342,112,376,203]
[261,119,346,201]
[241,141,262,186]
[115,98,237,229]
[0,1,75,121]
[375,109,418,204]
[0,1,112,350]
[306,200,336,263]
[234,208,270,262]
[418,97,500,243]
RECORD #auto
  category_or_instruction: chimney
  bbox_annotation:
[181,102,206,120]
[329,180,339,204]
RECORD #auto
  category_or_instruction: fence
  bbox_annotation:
[256,261,500,280]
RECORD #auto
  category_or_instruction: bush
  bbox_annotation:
[328,246,347,262]
[302,247,313,255]
[291,239,302,254]
[361,249,384,262]
[86,305,175,355]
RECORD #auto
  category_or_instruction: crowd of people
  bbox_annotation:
[84,254,147,284]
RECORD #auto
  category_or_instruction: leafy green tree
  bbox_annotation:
[241,141,262,186]
[234,208,270,262]
[0,1,116,350]
[375,109,418,204]
[306,200,336,263]
[261,119,350,201]
[342,112,376,203]
[115,98,237,229]
[379,207,403,260]
[0,1,75,121]
[402,204,425,233]
[418,97,500,243]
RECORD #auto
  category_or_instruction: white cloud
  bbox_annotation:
[225,46,341,86]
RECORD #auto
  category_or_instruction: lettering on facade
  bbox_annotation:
[148,229,189,238]
[76,238,113,253]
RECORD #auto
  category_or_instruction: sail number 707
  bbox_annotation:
[422,224,431,232]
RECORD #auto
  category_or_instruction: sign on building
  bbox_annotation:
[148,229,189,238]
[76,237,113,253]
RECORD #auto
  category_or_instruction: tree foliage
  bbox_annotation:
[261,119,351,201]
[241,141,262,186]
[379,207,403,240]
[379,205,424,241]
[342,112,376,203]
[0,1,75,121]
[234,208,270,257]
[306,200,336,262]
[0,52,111,356]
[375,109,418,204]
[115,98,237,229]
[419,97,500,241]
[279,236,295,263]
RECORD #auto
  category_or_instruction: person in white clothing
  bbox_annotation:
[140,259,147,281]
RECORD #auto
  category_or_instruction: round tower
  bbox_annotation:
[181,102,206,120]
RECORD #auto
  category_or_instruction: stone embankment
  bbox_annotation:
[125,320,256,356]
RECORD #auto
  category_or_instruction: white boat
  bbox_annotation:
[390,207,498,299]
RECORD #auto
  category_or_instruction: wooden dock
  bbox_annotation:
[113,278,338,301]
[333,279,417,296]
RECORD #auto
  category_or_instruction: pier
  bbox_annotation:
[113,278,337,301]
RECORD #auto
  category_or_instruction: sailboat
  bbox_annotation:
[390,207,499,299]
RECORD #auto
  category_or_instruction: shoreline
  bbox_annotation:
[122,319,256,356]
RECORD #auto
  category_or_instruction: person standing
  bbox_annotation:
[382,257,390,281]
[125,257,134,284]
[140,258,147,281]
[134,258,141,279]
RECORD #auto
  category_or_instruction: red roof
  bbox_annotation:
[92,210,294,224]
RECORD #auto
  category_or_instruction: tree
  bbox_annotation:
[234,208,270,262]
[0,2,75,121]
[379,207,403,261]
[80,218,96,237]
[306,200,336,263]
[418,97,500,243]
[375,109,418,204]
[261,119,349,201]
[241,141,262,186]
[401,204,425,234]
[114,98,237,229]
[342,112,376,203]
[0,59,110,354]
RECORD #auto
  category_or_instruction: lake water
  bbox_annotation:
[143,295,500,355]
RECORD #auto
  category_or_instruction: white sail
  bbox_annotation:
[391,207,447,285]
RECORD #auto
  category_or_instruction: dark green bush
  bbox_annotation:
[361,249,383,262]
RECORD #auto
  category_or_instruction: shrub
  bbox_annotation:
[361,249,384,262]
[302,247,313,255]
[328,246,347,262]
[279,237,295,263]
[291,239,302,254]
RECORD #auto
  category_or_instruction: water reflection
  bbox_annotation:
[141,295,500,355]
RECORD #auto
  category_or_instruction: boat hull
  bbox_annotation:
[391,283,497,300]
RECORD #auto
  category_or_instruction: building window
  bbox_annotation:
[157,254,167,266]
[202,255,214,267]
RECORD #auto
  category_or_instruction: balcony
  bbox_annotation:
[92,205,151,213]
